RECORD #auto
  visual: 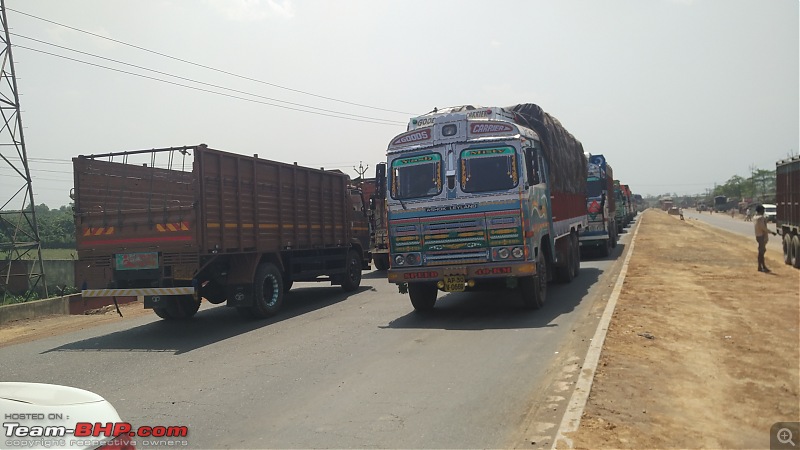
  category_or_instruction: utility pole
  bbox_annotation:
[0,1,47,301]
[353,161,369,181]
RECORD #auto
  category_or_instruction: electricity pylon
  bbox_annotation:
[0,0,47,300]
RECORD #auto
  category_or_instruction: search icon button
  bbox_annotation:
[778,428,795,446]
[773,423,800,449]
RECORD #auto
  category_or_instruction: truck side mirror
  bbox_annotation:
[376,163,387,199]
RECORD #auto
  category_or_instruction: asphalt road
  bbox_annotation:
[682,209,783,254]
[0,224,637,449]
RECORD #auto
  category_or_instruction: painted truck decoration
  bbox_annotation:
[383,104,588,311]
[579,153,617,256]
[73,144,369,320]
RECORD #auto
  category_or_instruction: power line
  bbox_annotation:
[7,7,415,116]
[11,33,406,125]
[14,44,406,126]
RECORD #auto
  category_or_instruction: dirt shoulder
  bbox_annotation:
[0,301,153,349]
[567,209,800,448]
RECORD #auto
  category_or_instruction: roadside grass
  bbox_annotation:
[14,248,77,260]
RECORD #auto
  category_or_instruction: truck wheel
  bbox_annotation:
[599,237,611,257]
[200,281,226,304]
[154,295,200,320]
[373,253,390,271]
[520,250,547,309]
[784,234,793,265]
[153,308,173,320]
[341,250,363,292]
[555,237,574,283]
[249,263,284,318]
[792,235,800,268]
[171,295,200,319]
[571,233,581,278]
[408,282,437,311]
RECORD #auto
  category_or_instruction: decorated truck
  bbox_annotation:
[579,153,617,256]
[384,104,587,311]
[613,181,627,233]
[621,184,635,224]
[776,155,800,268]
[73,144,369,320]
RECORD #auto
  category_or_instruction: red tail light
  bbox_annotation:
[97,433,136,450]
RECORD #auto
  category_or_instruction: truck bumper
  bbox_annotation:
[579,234,610,246]
[81,287,195,297]
[387,261,536,284]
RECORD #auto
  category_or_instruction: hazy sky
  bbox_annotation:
[1,0,797,209]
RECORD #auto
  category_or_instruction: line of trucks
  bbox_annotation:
[72,103,640,318]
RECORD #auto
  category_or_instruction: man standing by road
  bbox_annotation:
[754,204,777,272]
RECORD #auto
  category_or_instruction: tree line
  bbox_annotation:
[709,168,776,203]
[0,204,76,248]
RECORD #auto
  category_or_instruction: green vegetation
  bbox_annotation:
[1,203,76,253]
[33,203,77,248]
[18,248,77,260]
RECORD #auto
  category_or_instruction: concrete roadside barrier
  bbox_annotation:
[0,294,78,326]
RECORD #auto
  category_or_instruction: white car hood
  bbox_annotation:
[0,383,122,450]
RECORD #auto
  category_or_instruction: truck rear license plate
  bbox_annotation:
[443,275,465,292]
[115,252,159,270]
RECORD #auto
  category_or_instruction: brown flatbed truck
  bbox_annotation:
[72,144,370,320]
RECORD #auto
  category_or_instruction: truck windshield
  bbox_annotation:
[587,177,603,198]
[460,147,518,193]
[391,153,442,199]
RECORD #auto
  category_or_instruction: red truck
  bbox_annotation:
[777,155,800,268]
[73,144,370,319]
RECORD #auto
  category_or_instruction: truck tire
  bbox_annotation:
[341,250,363,292]
[784,234,793,265]
[555,237,574,283]
[571,233,581,278]
[248,262,284,319]
[153,308,173,320]
[373,253,390,271]
[408,282,437,312]
[200,281,226,304]
[520,250,547,309]
[153,295,200,320]
[599,236,611,257]
[792,235,800,268]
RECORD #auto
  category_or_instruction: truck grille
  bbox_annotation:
[391,213,521,267]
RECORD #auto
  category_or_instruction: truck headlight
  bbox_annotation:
[394,255,405,266]
[512,247,524,258]
[498,248,510,259]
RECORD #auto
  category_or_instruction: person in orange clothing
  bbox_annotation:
[754,204,777,272]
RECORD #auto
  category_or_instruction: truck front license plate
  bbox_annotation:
[443,275,465,292]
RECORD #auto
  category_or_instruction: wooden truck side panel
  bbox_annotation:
[196,147,350,255]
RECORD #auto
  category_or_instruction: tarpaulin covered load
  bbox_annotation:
[505,103,587,196]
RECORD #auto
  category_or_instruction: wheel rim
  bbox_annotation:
[263,274,279,307]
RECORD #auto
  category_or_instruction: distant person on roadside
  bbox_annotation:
[754,204,777,273]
